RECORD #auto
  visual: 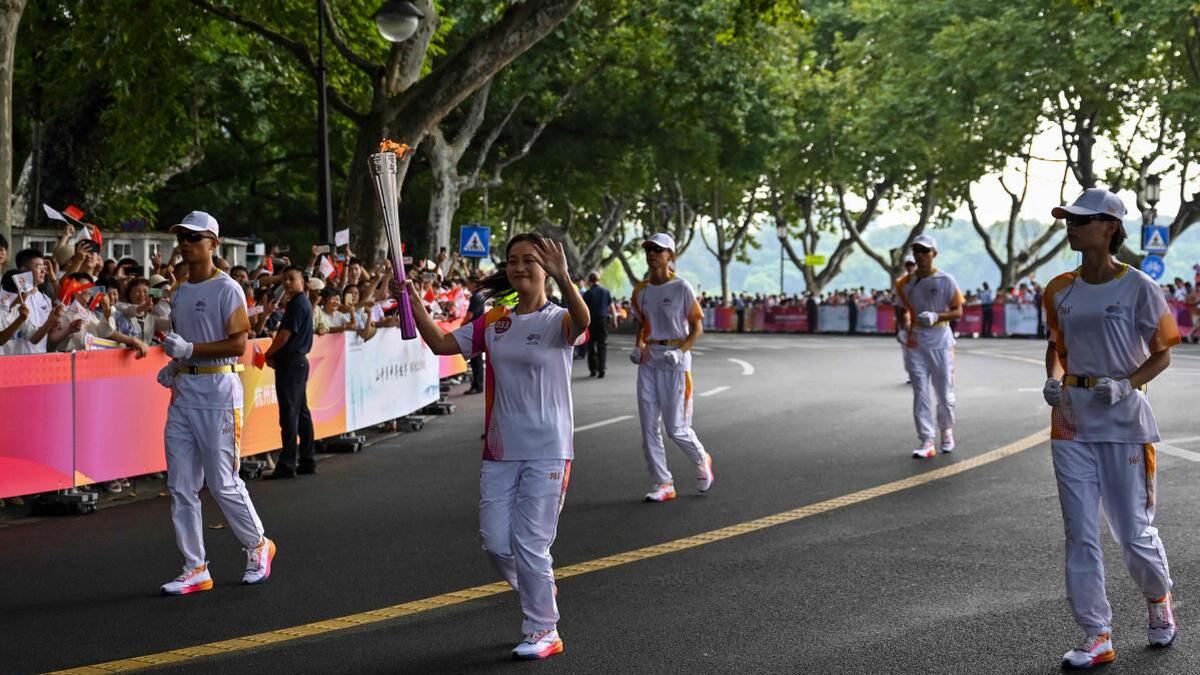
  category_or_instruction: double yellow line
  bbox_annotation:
[54,428,1050,674]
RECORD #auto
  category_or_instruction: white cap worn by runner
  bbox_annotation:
[171,211,220,238]
[911,234,937,251]
[643,233,676,252]
[1051,188,1127,220]
[903,253,916,264]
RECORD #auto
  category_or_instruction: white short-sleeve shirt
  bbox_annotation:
[896,270,963,350]
[453,303,577,462]
[1045,265,1181,443]
[631,276,700,372]
[170,271,251,410]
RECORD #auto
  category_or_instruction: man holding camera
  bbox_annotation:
[264,265,316,479]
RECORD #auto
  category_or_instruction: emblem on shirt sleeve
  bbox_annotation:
[494,316,512,334]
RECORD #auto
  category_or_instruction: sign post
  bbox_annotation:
[459,225,491,259]
[1141,254,1166,281]
[1142,225,1169,254]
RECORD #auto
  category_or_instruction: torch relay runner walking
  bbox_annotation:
[156,211,275,595]
[894,234,963,459]
[630,233,713,502]
[1042,189,1179,669]
[408,233,588,661]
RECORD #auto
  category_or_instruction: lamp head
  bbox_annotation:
[373,1,423,43]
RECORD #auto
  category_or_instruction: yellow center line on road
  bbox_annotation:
[52,428,1050,675]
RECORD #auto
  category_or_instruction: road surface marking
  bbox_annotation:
[575,415,633,432]
[727,358,755,376]
[967,350,1044,366]
[51,428,1050,675]
[1161,436,1200,445]
[1157,444,1200,462]
[699,386,731,397]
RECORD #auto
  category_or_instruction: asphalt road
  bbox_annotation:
[5,333,1200,674]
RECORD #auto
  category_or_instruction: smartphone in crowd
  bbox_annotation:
[148,288,164,299]
[277,244,291,254]
[315,244,331,255]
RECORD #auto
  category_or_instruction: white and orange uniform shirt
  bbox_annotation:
[170,270,251,410]
[1045,264,1180,443]
[453,303,581,462]
[894,270,963,350]
[630,276,702,372]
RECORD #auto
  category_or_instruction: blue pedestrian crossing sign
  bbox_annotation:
[458,225,490,258]
[1141,254,1165,280]
[1142,225,1169,254]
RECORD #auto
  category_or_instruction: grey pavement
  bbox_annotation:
[4,333,1200,674]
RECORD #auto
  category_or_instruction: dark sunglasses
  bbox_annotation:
[176,231,213,243]
[1064,214,1112,227]
[911,245,932,254]
[644,245,668,254]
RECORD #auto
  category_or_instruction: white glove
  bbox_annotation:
[1042,378,1062,407]
[664,349,681,366]
[1093,377,1133,406]
[163,331,194,360]
[895,329,908,345]
[156,362,180,389]
[630,348,643,365]
[917,311,940,327]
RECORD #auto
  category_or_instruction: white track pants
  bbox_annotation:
[165,406,265,569]
[638,365,708,485]
[480,459,570,635]
[903,346,955,443]
[1052,440,1172,634]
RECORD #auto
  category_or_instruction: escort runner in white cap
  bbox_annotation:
[894,234,963,458]
[1042,188,1179,669]
[629,233,714,502]
[406,233,589,661]
[157,210,276,595]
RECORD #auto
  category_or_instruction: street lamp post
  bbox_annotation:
[315,1,424,245]
[1142,174,1161,225]
[776,222,787,296]
[316,0,334,244]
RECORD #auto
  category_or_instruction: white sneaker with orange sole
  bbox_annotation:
[161,563,213,595]
[512,629,563,660]
[1148,594,1178,647]
[242,537,276,584]
[911,442,936,460]
[644,483,677,502]
[1061,632,1115,669]
[696,454,714,492]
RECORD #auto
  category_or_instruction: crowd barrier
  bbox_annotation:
[703,302,1043,336]
[0,326,467,500]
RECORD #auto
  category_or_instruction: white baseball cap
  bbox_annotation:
[911,234,938,251]
[308,277,326,291]
[903,253,916,264]
[642,233,676,252]
[170,211,220,238]
[1051,188,1127,220]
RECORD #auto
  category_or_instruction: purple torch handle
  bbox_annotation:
[369,148,418,340]
[390,249,418,340]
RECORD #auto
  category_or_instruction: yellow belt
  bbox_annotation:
[181,364,245,375]
[1063,374,1146,393]
[646,339,685,346]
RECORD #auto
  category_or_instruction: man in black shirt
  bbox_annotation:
[582,272,615,378]
[264,266,316,479]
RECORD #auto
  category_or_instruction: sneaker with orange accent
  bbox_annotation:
[940,430,955,453]
[696,454,714,492]
[911,442,936,459]
[242,537,276,584]
[1061,632,1115,669]
[512,629,563,660]
[644,483,676,502]
[1148,594,1177,647]
[161,563,213,595]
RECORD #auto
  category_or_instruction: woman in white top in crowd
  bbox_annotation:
[408,233,588,661]
[1042,188,1179,669]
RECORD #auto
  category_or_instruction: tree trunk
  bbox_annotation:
[719,257,730,304]
[425,130,462,256]
[0,0,25,258]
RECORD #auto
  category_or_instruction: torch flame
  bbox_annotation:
[378,139,412,158]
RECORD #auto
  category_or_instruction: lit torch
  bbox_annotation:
[368,139,418,340]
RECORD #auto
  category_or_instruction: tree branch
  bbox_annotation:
[322,0,383,75]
